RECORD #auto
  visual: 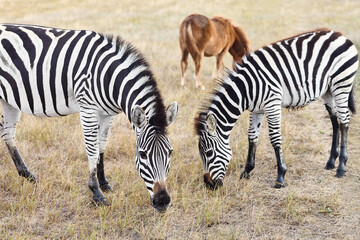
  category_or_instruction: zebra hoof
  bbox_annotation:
[100,183,112,192]
[92,196,110,206]
[325,163,335,170]
[274,181,285,189]
[335,169,346,178]
[240,171,250,179]
[18,170,37,183]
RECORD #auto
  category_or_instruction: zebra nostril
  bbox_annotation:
[215,179,223,189]
[204,173,217,190]
[152,189,171,212]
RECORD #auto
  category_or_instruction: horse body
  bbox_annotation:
[179,14,250,89]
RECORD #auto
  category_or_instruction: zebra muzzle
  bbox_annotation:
[151,181,171,212]
[203,172,223,190]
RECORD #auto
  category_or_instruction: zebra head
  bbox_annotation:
[131,102,178,212]
[196,112,232,190]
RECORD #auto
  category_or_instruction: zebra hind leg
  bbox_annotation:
[324,104,339,170]
[0,100,36,182]
[336,123,348,177]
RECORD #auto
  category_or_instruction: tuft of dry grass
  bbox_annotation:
[1,0,360,239]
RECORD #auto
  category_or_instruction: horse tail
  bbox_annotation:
[183,21,200,58]
[348,86,356,114]
[233,26,251,56]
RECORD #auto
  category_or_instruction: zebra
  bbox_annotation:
[0,24,178,212]
[195,28,358,190]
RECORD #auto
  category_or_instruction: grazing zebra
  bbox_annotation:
[0,24,178,211]
[195,28,358,189]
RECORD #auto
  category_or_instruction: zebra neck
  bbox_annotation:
[208,74,250,139]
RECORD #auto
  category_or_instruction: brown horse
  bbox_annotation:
[179,14,250,89]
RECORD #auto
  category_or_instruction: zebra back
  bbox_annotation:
[0,24,167,131]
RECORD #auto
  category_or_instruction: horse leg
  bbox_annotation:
[0,100,36,181]
[324,102,339,170]
[97,114,115,192]
[193,52,205,90]
[79,107,109,205]
[180,48,189,87]
[213,49,227,80]
[240,112,264,179]
[265,104,287,188]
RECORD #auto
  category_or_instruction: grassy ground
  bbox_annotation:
[0,0,360,239]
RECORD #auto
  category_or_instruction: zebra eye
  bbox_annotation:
[206,149,213,158]
[168,149,173,157]
[139,151,147,159]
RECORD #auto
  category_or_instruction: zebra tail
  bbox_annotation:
[349,87,356,114]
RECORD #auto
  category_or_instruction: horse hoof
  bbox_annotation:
[240,171,250,179]
[335,169,346,178]
[100,183,112,192]
[274,181,285,188]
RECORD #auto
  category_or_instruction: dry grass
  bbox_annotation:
[0,0,360,239]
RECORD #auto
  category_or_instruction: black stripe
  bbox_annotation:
[2,39,33,113]
[25,27,52,115]
[72,32,97,80]
[272,43,300,105]
[312,32,341,94]
[320,39,354,90]
[91,40,114,113]
[0,67,20,108]
[4,26,36,68]
[98,41,121,112]
[263,46,294,104]
[303,31,328,97]
[49,30,75,116]
[61,31,86,107]
[113,49,138,111]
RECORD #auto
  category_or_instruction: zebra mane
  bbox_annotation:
[103,34,168,133]
[194,71,232,135]
[266,28,334,47]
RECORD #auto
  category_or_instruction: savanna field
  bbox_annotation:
[0,0,360,239]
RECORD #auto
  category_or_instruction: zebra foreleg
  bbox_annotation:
[274,146,287,188]
[336,123,348,177]
[0,100,35,182]
[97,114,114,192]
[240,112,264,180]
[79,108,109,205]
[324,104,339,170]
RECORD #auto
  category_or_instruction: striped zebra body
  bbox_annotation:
[196,29,358,189]
[0,24,178,211]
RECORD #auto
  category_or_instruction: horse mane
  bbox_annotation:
[106,34,168,133]
[232,25,251,56]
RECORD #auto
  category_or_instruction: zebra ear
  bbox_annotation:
[166,101,178,126]
[131,106,147,129]
[206,114,217,135]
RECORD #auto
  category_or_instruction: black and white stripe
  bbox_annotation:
[0,24,178,209]
[196,29,358,188]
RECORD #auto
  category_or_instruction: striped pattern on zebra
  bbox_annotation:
[0,24,178,211]
[195,28,358,190]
